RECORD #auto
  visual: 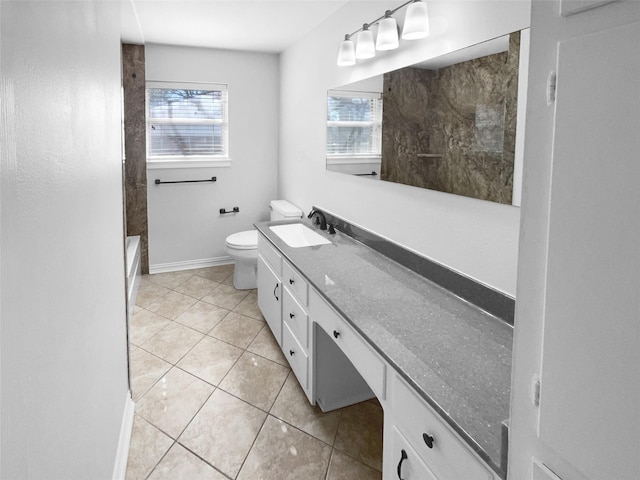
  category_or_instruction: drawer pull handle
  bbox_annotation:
[273,283,279,301]
[333,330,340,339]
[289,278,295,285]
[289,313,295,319]
[422,433,434,449]
[289,350,295,356]
[397,449,408,479]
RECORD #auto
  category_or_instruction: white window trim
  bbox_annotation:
[146,81,231,167]
[326,155,382,165]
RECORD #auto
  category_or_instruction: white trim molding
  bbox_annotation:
[112,393,135,480]
[149,256,234,275]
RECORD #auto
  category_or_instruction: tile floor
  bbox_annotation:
[126,265,384,480]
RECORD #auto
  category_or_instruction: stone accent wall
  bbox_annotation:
[381,32,520,204]
[122,44,149,273]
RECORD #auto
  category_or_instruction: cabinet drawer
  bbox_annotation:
[391,426,438,480]
[309,290,386,400]
[283,288,308,349]
[393,376,493,480]
[258,233,282,276]
[282,261,308,305]
[283,322,308,390]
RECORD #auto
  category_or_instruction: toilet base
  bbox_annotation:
[232,259,257,290]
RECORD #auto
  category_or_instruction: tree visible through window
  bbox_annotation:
[326,93,382,157]
[146,84,228,161]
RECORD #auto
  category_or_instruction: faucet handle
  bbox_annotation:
[328,224,336,234]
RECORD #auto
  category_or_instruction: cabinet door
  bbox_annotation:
[257,254,282,346]
[538,19,640,480]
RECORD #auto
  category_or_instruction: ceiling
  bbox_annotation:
[120,0,351,53]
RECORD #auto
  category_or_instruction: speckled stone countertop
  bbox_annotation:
[255,219,513,477]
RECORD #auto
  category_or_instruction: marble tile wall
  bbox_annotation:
[381,32,521,204]
[122,44,149,273]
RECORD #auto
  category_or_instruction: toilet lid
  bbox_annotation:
[226,230,258,250]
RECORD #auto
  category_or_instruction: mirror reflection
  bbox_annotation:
[326,31,525,205]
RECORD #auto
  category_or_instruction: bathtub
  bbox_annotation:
[126,236,141,320]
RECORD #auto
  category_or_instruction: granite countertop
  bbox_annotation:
[255,219,513,477]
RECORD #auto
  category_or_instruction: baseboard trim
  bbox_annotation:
[149,256,234,274]
[112,392,135,480]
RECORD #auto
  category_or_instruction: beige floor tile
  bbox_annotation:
[247,326,287,366]
[147,270,194,289]
[147,290,198,320]
[219,351,290,411]
[208,311,263,349]
[201,283,250,310]
[221,273,235,286]
[175,301,230,334]
[146,443,227,480]
[325,450,382,480]
[333,400,384,471]
[129,309,171,347]
[192,264,235,283]
[179,389,266,478]
[236,416,332,480]
[136,282,172,309]
[136,367,214,439]
[174,275,220,300]
[130,348,172,401]
[125,415,173,480]
[140,322,204,364]
[178,335,243,386]
[270,374,341,445]
[233,290,264,321]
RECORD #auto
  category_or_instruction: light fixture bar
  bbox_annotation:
[342,0,414,40]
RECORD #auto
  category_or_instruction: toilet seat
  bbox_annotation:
[225,230,258,250]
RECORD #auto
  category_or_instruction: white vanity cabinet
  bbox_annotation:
[281,261,312,400]
[257,234,283,345]
[256,230,501,480]
[385,374,495,480]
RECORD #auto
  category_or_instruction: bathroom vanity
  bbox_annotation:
[255,212,513,480]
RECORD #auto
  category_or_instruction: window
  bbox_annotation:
[326,91,382,162]
[146,81,229,167]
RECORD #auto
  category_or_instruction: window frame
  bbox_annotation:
[146,81,230,169]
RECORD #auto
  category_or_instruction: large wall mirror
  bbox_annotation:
[326,30,529,206]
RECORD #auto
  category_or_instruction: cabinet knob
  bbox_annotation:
[397,449,408,480]
[289,313,295,319]
[289,350,295,356]
[289,278,295,285]
[333,330,340,339]
[422,433,434,449]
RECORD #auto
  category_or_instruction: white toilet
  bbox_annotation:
[225,200,303,290]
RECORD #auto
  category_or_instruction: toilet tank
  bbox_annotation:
[270,200,303,221]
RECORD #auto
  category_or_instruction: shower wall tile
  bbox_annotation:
[122,44,149,273]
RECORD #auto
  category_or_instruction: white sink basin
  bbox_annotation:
[269,223,332,248]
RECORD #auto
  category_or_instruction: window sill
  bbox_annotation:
[326,156,381,165]
[147,158,232,169]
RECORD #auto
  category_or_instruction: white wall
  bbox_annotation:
[279,0,530,296]
[0,1,129,478]
[145,45,279,272]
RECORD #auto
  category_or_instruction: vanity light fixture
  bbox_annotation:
[337,34,356,66]
[402,0,430,40]
[376,11,399,51]
[336,0,430,66]
[355,24,376,59]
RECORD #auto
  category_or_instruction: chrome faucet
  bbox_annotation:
[307,209,327,231]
